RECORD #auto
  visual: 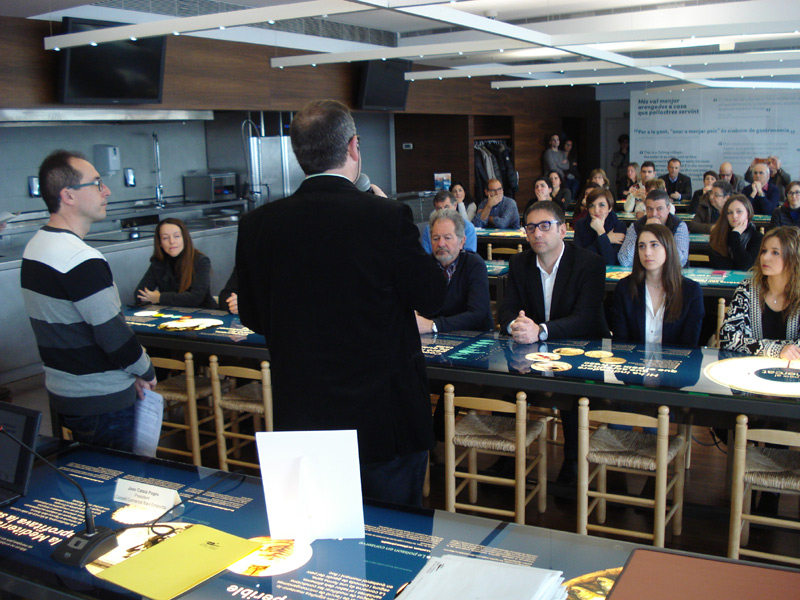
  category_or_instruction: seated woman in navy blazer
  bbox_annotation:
[573,188,627,265]
[612,223,704,346]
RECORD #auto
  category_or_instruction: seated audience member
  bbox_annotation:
[587,168,611,189]
[218,268,238,314]
[690,170,717,213]
[718,161,745,194]
[745,155,792,192]
[570,182,600,226]
[500,200,609,484]
[720,226,800,359]
[423,190,477,252]
[620,162,640,199]
[709,195,763,271]
[525,177,554,212]
[473,178,521,229]
[690,180,731,234]
[613,223,704,346]
[573,188,626,265]
[618,190,689,267]
[548,170,572,210]
[135,218,216,309]
[624,161,657,215]
[743,161,781,215]
[770,181,800,229]
[660,157,692,203]
[450,180,477,223]
[416,209,492,334]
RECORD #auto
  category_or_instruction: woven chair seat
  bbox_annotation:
[218,382,267,413]
[744,446,800,491]
[454,414,545,453]
[156,375,220,403]
[588,428,685,471]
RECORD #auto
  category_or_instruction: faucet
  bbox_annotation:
[152,132,165,209]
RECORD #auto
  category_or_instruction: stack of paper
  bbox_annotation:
[399,554,566,600]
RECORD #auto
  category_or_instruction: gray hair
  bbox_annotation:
[430,208,465,240]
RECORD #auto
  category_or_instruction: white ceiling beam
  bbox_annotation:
[271,38,535,67]
[43,0,366,50]
[492,73,673,88]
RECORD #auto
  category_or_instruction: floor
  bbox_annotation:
[5,374,799,566]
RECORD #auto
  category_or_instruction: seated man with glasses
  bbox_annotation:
[472,178,520,229]
[689,180,732,233]
[499,200,609,485]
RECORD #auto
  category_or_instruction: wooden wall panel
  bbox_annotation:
[394,114,470,193]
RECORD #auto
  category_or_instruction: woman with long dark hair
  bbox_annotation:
[450,180,477,223]
[612,223,704,346]
[135,218,216,309]
[547,170,572,210]
[709,195,762,271]
[720,226,800,359]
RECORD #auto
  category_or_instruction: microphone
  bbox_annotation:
[0,425,118,568]
[354,172,374,194]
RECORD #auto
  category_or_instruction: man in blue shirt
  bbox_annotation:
[421,190,477,253]
[472,178,521,229]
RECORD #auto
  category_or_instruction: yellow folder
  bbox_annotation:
[95,524,262,600]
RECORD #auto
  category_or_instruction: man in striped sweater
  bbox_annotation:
[21,150,155,451]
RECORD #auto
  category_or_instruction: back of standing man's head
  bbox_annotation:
[39,150,85,214]
[290,100,357,175]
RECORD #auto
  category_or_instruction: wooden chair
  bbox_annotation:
[210,355,273,472]
[577,397,688,547]
[444,384,548,524]
[487,243,522,260]
[150,352,219,466]
[728,414,800,566]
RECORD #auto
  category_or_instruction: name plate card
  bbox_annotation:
[114,479,181,512]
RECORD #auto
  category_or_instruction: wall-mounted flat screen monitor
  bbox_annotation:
[57,17,167,104]
[356,59,412,111]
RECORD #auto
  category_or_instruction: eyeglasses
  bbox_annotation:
[788,190,800,196]
[524,220,561,233]
[69,179,106,191]
[711,192,726,198]
[487,187,503,193]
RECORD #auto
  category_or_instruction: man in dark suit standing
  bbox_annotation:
[236,100,446,506]
[660,157,692,203]
[499,201,609,485]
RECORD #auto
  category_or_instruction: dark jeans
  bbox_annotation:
[360,450,429,507]
[60,404,136,453]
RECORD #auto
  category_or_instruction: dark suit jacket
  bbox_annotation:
[611,276,704,346]
[420,251,493,333]
[660,172,692,202]
[499,242,610,339]
[236,175,446,463]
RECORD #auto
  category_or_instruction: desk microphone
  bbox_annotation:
[0,425,118,568]
[354,172,374,194]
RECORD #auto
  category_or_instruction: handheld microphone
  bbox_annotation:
[354,172,374,194]
[0,425,118,568]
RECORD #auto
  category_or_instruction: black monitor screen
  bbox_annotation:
[57,17,167,104]
[356,59,411,111]
[0,404,41,496]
